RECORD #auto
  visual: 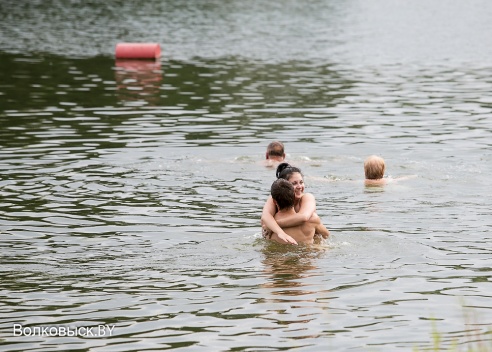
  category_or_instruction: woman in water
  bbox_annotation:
[261,163,330,245]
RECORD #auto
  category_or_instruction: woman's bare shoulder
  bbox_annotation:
[299,193,316,205]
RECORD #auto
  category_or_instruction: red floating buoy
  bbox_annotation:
[115,43,161,59]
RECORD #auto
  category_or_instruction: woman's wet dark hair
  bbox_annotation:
[276,162,303,180]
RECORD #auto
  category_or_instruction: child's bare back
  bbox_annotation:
[274,211,321,244]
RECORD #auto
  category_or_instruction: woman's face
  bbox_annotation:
[288,172,305,200]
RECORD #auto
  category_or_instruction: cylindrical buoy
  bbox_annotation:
[115,43,161,59]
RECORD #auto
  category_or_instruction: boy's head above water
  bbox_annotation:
[364,155,386,180]
[270,178,295,211]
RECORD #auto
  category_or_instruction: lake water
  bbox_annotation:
[0,1,491,351]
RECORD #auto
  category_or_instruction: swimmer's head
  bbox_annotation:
[364,155,386,180]
[266,141,285,161]
[271,178,295,210]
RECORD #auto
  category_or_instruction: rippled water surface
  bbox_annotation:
[1,1,491,351]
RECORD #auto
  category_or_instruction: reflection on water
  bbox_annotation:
[1,0,492,351]
[261,244,324,295]
[115,60,162,104]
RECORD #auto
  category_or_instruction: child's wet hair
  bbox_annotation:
[271,178,295,210]
[364,155,386,180]
[276,162,303,180]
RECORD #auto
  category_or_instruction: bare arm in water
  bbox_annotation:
[311,213,330,239]
[279,192,317,226]
[262,193,330,240]
[261,196,298,245]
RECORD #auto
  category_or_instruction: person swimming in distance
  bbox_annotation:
[364,155,417,186]
[364,155,387,186]
[263,141,286,168]
[261,163,330,245]
[266,179,323,245]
